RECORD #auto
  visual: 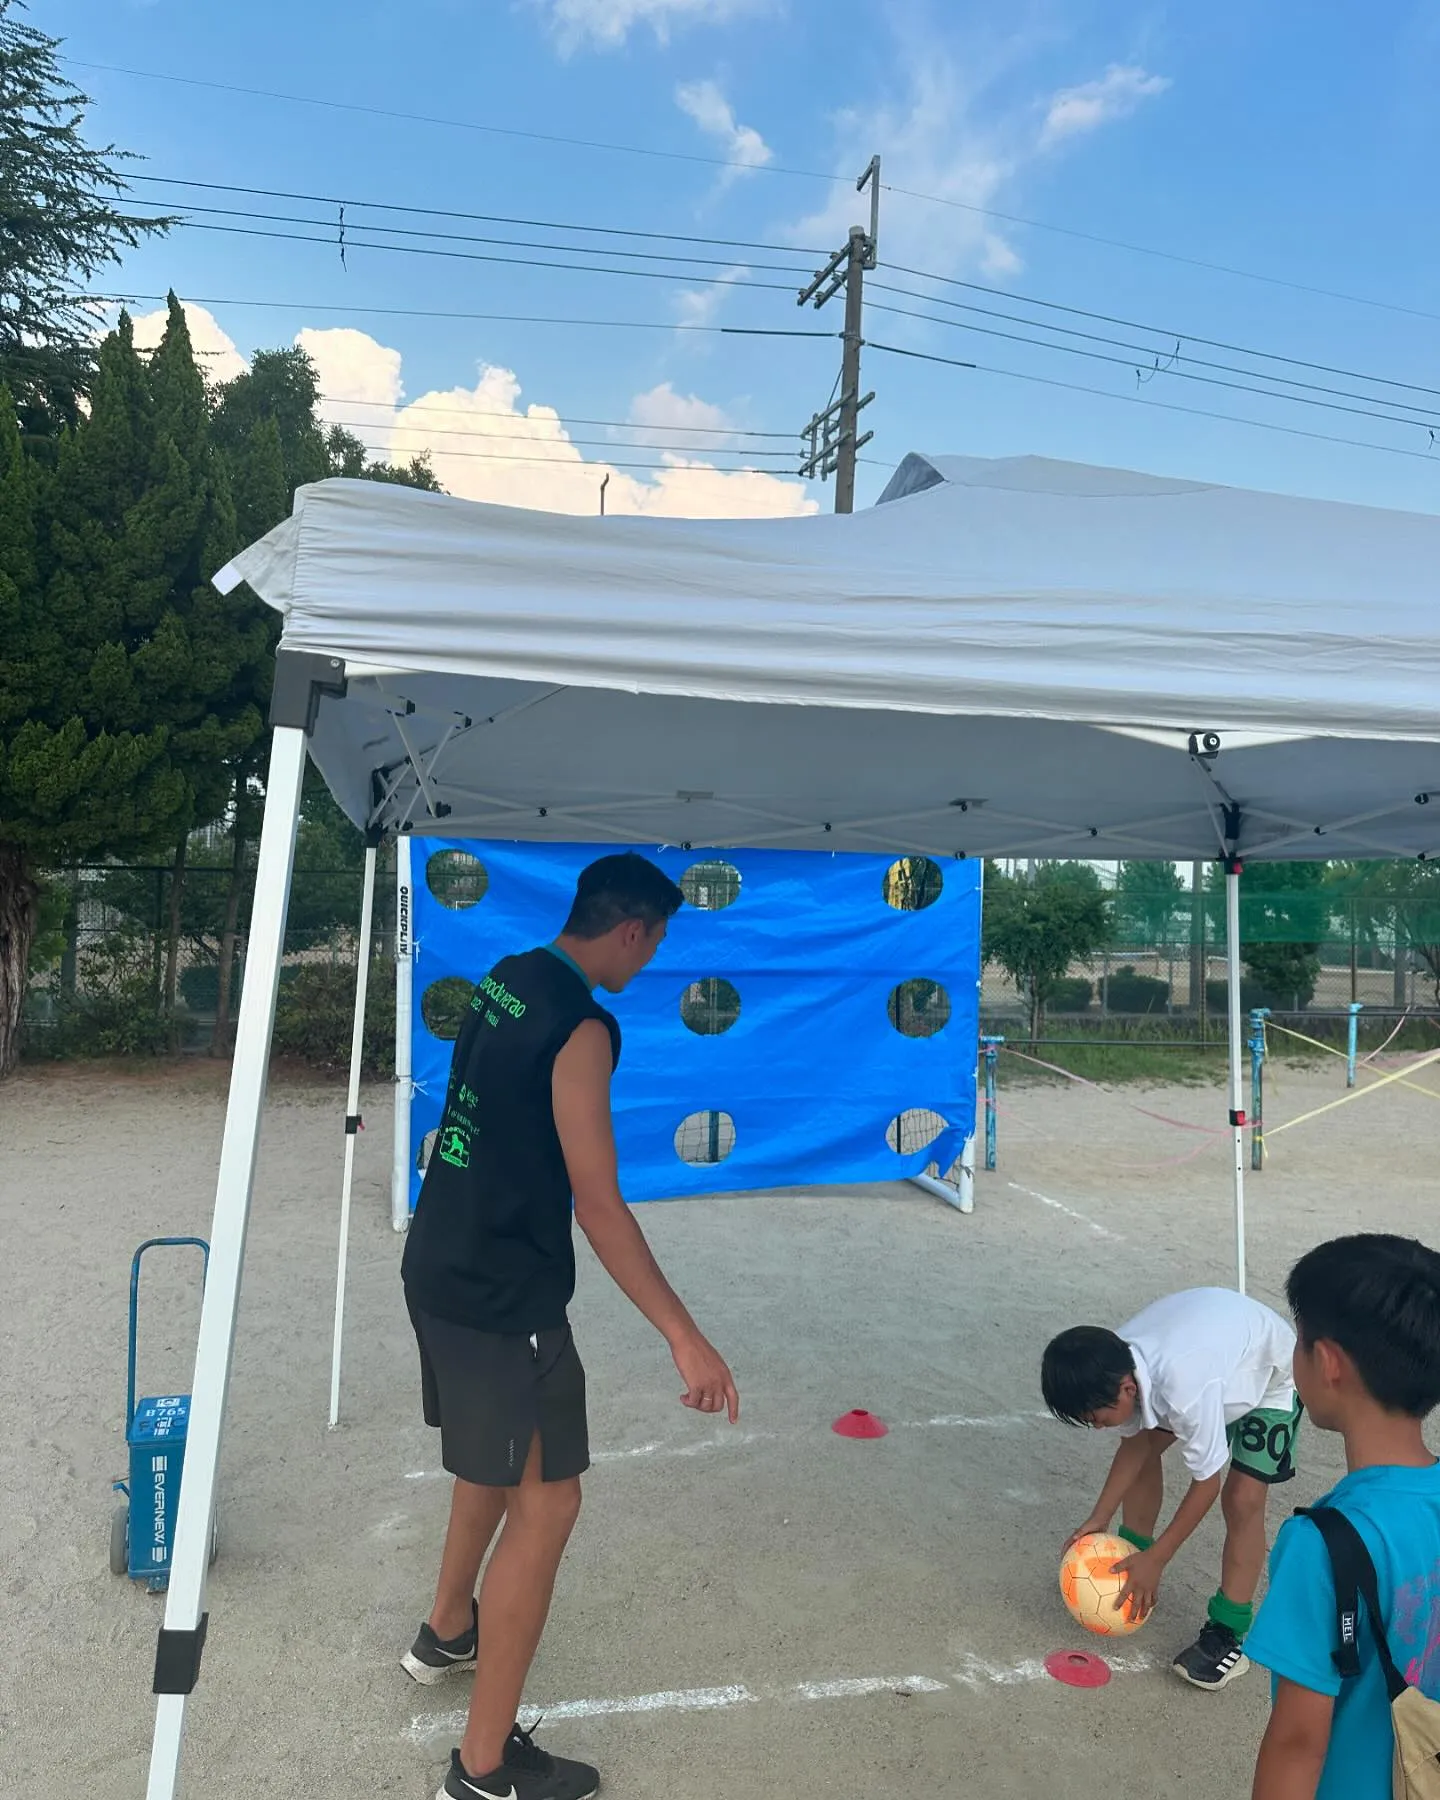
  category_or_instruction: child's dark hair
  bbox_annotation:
[1288,1233,1440,1417]
[1041,1326,1137,1426]
[563,853,685,940]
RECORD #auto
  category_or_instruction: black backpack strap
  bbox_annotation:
[1298,1505,1407,1702]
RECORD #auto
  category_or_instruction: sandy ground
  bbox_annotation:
[1,1054,1436,1800]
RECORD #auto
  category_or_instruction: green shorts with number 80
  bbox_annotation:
[1226,1396,1303,1484]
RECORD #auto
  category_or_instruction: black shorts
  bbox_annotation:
[407,1299,589,1487]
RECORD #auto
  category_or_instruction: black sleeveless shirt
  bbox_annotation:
[401,946,621,1333]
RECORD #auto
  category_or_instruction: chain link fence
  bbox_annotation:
[24,864,1440,1065]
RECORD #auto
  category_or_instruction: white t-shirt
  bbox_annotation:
[1117,1287,1297,1481]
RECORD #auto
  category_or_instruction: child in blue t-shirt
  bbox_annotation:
[1247,1233,1440,1800]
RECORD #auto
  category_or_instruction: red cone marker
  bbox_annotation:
[832,1408,889,1439]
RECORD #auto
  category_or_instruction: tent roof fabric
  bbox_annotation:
[215,454,1440,861]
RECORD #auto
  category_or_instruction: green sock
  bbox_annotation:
[1117,1525,1155,1552]
[1207,1590,1255,1640]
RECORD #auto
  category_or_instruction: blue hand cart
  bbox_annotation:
[109,1237,218,1592]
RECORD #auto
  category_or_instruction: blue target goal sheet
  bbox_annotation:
[409,841,980,1208]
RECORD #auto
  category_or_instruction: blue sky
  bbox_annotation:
[48,0,1440,518]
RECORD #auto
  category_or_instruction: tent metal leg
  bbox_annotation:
[144,724,308,1800]
[328,842,379,1430]
[391,834,415,1234]
[1225,859,1247,1294]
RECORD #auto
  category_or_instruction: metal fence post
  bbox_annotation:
[1347,1002,1363,1088]
[1249,1008,1269,1171]
[981,1034,1003,1170]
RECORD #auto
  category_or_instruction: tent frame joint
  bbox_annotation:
[269,651,347,734]
[152,1616,209,1695]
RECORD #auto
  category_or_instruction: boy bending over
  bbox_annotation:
[1043,1286,1300,1689]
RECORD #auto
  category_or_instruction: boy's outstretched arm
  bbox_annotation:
[1251,1680,1332,1800]
[1113,1469,1222,1618]
[1066,1428,1174,1547]
[555,1020,739,1422]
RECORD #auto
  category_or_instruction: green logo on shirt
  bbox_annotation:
[438,1125,471,1169]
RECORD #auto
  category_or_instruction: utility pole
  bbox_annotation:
[798,156,879,514]
[599,472,609,517]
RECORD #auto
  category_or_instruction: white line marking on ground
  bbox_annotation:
[952,1650,1156,1689]
[793,1676,949,1701]
[1007,1181,1120,1240]
[892,1412,1052,1431]
[404,1675,953,1742]
[592,1430,774,1463]
[402,1412,1043,1487]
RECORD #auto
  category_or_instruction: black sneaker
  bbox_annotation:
[437,1731,600,1800]
[505,1723,599,1800]
[1172,1620,1250,1690]
[402,1599,478,1685]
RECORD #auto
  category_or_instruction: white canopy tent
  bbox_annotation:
[144,453,1440,1796]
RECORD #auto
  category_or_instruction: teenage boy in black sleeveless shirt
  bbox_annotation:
[400,853,739,1800]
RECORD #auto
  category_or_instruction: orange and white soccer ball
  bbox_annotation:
[1059,1533,1146,1636]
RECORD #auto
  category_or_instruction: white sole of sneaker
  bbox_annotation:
[402,1648,478,1685]
[1171,1652,1250,1691]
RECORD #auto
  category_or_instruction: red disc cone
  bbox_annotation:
[1044,1650,1112,1688]
[832,1408,889,1439]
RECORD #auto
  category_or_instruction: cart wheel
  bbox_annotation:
[110,1504,129,1577]
[209,1518,219,1567]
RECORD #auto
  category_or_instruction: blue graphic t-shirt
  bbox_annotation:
[1247,1460,1440,1800]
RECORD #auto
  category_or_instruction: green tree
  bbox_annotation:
[1,305,262,1072]
[1207,860,1330,1008]
[1330,860,1440,1007]
[983,861,1112,1037]
[1115,860,1185,944]
[0,0,169,440]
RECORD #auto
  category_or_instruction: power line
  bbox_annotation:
[89,290,838,339]
[68,56,1439,323]
[329,439,807,475]
[881,266,1440,404]
[133,173,826,258]
[327,422,801,459]
[155,199,813,278]
[172,219,802,291]
[870,281,1440,423]
[880,189,1440,326]
[137,173,1440,410]
[865,297,1440,437]
[318,394,796,439]
[65,56,843,184]
[865,341,1440,467]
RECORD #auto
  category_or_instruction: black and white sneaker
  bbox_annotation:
[437,1728,599,1800]
[402,1599,479,1685]
[1172,1620,1250,1690]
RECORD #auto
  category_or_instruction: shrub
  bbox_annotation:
[270,958,396,1075]
[178,960,241,1015]
[24,929,170,1059]
[1048,976,1094,1013]
[1105,966,1170,1014]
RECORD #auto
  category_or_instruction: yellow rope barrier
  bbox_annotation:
[1265,1045,1440,1139]
[1264,1019,1440,1102]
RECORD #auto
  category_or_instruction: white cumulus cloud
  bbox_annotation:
[311,336,812,519]
[126,306,811,520]
[538,0,763,53]
[1039,64,1171,149]
[675,79,772,182]
[629,381,737,438]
